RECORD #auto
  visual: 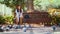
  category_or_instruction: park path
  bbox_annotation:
[0,27,60,34]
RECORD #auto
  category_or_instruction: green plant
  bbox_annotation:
[51,15,60,25]
[55,16,60,24]
[0,0,25,8]
[0,15,6,24]
[4,16,14,24]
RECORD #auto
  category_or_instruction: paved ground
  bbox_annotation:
[0,27,60,34]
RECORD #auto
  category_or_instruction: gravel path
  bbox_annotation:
[0,27,60,34]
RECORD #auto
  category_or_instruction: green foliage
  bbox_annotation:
[54,5,60,9]
[0,15,14,24]
[0,0,25,8]
[34,0,42,10]
[48,4,60,9]
[4,16,14,24]
[0,0,26,13]
[51,15,60,25]
[55,16,60,23]
[0,15,6,24]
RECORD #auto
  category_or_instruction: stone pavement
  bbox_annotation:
[0,27,60,34]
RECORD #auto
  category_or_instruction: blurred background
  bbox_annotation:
[0,0,60,26]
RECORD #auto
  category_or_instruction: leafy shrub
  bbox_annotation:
[4,16,14,24]
[0,15,6,24]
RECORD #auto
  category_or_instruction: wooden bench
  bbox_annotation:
[23,11,52,26]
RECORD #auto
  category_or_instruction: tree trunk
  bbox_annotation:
[27,0,34,13]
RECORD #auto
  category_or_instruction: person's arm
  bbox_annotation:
[15,9,17,14]
[22,9,23,13]
[14,9,17,18]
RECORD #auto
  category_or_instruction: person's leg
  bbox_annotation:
[16,18,19,25]
[20,17,23,25]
